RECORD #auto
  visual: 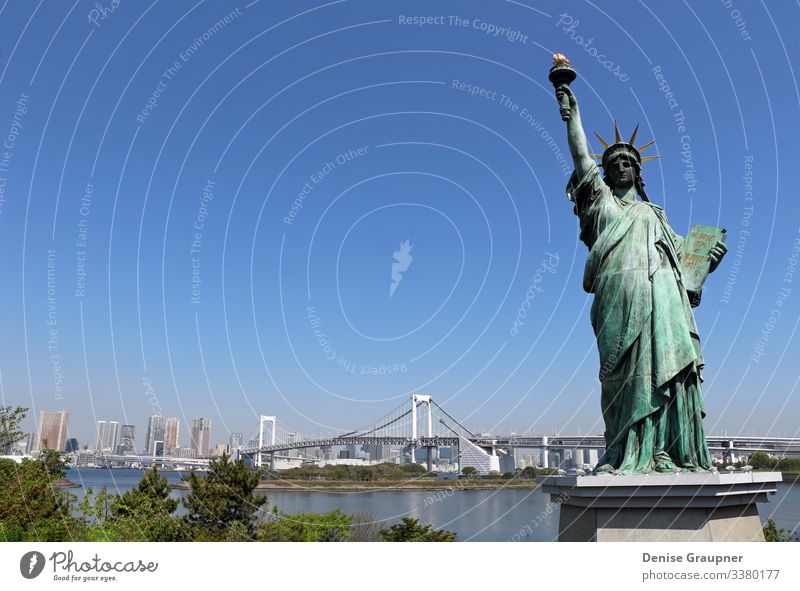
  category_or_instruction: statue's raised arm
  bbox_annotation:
[555,84,594,180]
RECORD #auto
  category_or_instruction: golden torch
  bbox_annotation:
[549,54,577,122]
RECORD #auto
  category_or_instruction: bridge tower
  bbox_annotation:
[256,415,276,469]
[540,436,549,468]
[724,439,737,464]
[411,393,434,469]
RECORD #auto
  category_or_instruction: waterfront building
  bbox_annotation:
[169,447,197,458]
[74,449,98,467]
[210,443,228,457]
[65,438,79,453]
[145,416,180,456]
[191,418,212,457]
[117,424,136,455]
[229,432,243,450]
[32,410,69,453]
[164,417,179,451]
[95,420,119,452]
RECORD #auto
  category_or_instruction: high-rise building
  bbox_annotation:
[145,416,180,456]
[145,416,165,455]
[117,424,136,455]
[65,438,79,453]
[191,418,212,457]
[229,432,243,450]
[164,417,179,451]
[33,410,69,453]
[95,420,119,452]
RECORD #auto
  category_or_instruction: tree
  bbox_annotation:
[98,466,187,542]
[0,406,27,453]
[182,454,267,540]
[0,456,80,541]
[748,452,774,470]
[763,518,792,542]
[380,517,456,542]
[461,466,478,476]
[39,448,66,479]
[113,466,177,516]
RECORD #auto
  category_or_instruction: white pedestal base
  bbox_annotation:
[536,472,782,542]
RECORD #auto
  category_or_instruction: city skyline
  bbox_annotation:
[18,406,797,457]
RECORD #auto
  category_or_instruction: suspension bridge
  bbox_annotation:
[237,394,800,474]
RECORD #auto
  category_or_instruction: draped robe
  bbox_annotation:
[569,164,712,473]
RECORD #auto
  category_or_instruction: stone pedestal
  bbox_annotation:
[536,472,782,542]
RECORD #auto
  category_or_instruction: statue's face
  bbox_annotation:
[606,155,636,190]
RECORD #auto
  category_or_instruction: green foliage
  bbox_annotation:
[748,452,771,469]
[258,508,352,541]
[2,454,461,542]
[0,457,81,541]
[749,452,800,473]
[39,448,67,479]
[278,462,429,481]
[461,466,478,476]
[0,406,27,453]
[113,466,178,516]
[763,518,792,542]
[182,454,267,540]
[83,468,187,542]
[379,517,456,542]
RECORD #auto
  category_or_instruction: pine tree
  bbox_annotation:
[182,454,266,540]
[113,466,178,516]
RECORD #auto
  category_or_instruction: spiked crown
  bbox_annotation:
[592,122,659,169]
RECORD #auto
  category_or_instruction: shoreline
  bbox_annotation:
[170,479,542,492]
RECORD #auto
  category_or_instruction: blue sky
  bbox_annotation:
[1,0,799,449]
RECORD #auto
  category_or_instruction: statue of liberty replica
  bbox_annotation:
[550,55,728,475]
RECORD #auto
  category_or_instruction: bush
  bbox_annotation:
[380,517,456,542]
[0,455,81,541]
[258,509,351,541]
[763,518,792,542]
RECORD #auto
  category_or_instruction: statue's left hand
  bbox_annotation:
[709,240,727,273]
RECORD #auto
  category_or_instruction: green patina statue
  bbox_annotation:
[551,55,728,474]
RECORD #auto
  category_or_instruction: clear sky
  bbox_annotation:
[1,0,799,449]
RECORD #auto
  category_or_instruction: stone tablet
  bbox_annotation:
[680,224,726,306]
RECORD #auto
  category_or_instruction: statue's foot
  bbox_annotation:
[593,463,615,475]
[654,459,675,473]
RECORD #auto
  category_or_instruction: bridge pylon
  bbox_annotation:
[411,393,433,465]
[256,415,276,468]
